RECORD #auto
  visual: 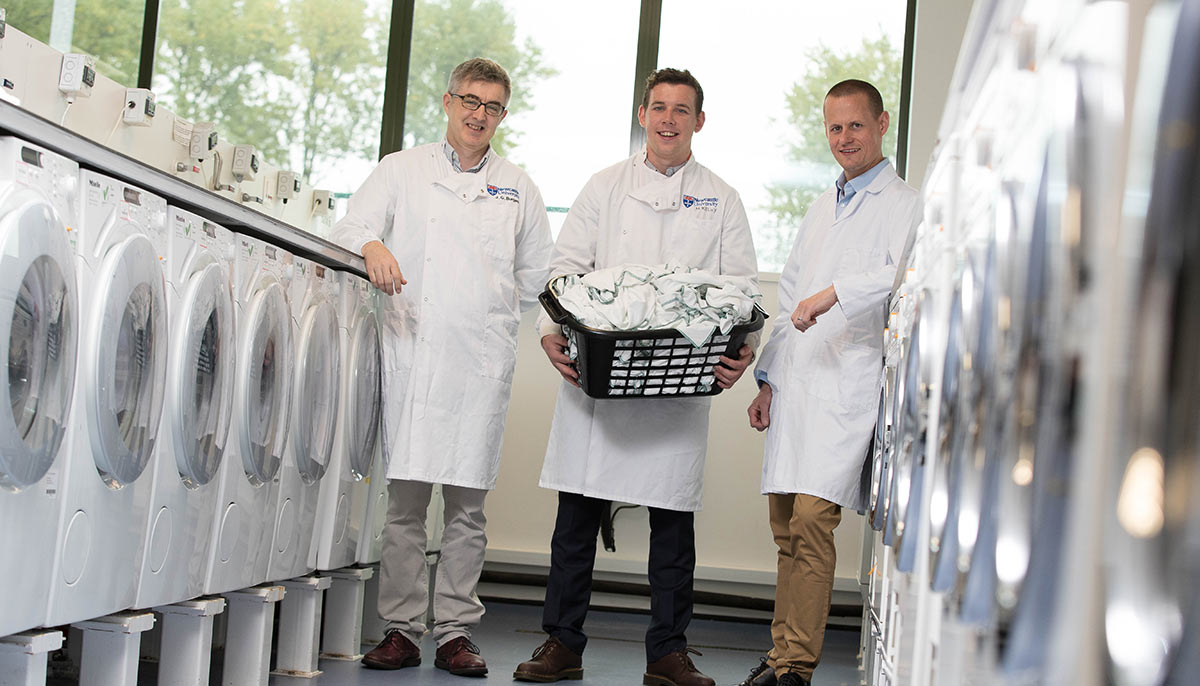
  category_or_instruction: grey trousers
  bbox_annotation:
[377,479,488,646]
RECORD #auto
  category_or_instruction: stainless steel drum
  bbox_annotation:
[868,365,893,531]
[929,257,974,592]
[881,338,905,547]
[1106,1,1200,683]
[890,290,937,573]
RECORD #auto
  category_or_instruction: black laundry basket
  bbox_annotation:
[539,287,767,399]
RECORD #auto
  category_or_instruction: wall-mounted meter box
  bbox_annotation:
[189,123,218,160]
[312,189,334,217]
[232,144,259,181]
[123,89,156,126]
[59,54,96,98]
[277,171,301,203]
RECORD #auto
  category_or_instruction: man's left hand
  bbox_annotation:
[714,344,754,389]
[792,285,838,332]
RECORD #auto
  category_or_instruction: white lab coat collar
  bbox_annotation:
[626,150,695,212]
[430,148,493,204]
[833,161,899,226]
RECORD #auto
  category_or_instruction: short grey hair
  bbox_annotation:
[447,58,512,104]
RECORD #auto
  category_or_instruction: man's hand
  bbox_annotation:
[362,240,407,295]
[748,383,772,431]
[541,333,580,387]
[792,285,838,332]
[714,344,754,389]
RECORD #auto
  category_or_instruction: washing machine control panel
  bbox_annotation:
[0,138,78,233]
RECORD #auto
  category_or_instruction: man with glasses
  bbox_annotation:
[513,68,758,686]
[331,57,552,676]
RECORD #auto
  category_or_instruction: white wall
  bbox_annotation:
[482,0,978,588]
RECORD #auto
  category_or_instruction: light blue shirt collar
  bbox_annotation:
[834,158,890,218]
[442,139,488,174]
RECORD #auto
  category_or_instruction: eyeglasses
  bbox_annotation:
[449,92,506,117]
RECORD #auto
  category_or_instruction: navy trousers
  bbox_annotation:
[541,491,696,663]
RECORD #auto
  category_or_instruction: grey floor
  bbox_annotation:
[265,601,862,686]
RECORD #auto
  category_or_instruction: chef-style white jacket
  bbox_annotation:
[332,142,552,490]
[538,151,758,512]
[755,161,921,509]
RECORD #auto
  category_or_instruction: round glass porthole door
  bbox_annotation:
[0,194,77,490]
[171,263,234,487]
[90,234,167,487]
[238,282,291,486]
[292,301,339,485]
[346,313,381,480]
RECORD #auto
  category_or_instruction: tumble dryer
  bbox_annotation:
[313,273,381,571]
[204,234,293,594]
[45,170,169,627]
[134,207,236,609]
[0,137,79,636]
[266,256,340,581]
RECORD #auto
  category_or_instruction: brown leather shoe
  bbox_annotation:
[644,648,715,686]
[361,630,421,670]
[435,636,488,677]
[513,637,584,682]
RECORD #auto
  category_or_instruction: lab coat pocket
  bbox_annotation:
[797,337,879,413]
[378,303,415,373]
[480,313,520,383]
[478,201,519,264]
[668,213,721,269]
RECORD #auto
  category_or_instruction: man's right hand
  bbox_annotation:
[748,383,772,431]
[362,240,407,295]
[541,333,580,387]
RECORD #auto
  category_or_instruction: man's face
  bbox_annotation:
[443,79,508,154]
[823,93,889,181]
[637,83,705,170]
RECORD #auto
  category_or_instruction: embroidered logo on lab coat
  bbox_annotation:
[682,194,718,212]
[487,185,520,203]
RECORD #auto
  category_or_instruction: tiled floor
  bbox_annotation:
[264,601,862,686]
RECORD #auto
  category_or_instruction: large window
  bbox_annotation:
[152,0,393,193]
[6,0,146,87]
[405,0,640,237]
[659,0,908,272]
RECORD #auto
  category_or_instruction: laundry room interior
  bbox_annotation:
[0,1,1196,685]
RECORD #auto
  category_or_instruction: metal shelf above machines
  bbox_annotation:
[0,99,365,279]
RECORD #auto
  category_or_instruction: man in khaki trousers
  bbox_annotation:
[737,78,922,686]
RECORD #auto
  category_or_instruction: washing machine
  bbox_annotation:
[266,256,340,581]
[313,273,381,571]
[133,207,237,609]
[204,234,293,594]
[0,138,79,637]
[356,440,388,565]
[44,170,169,627]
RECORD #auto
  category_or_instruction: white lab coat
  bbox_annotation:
[755,162,921,509]
[538,151,758,512]
[332,142,552,489]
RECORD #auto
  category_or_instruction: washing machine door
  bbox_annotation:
[890,291,933,573]
[170,263,235,487]
[88,234,167,487]
[345,309,381,480]
[292,300,339,485]
[0,191,77,490]
[237,281,291,486]
[1106,2,1200,682]
[867,366,889,530]
[929,260,970,592]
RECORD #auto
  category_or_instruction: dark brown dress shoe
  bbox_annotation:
[730,657,776,686]
[361,630,421,670]
[513,636,584,682]
[435,636,488,677]
[643,648,716,686]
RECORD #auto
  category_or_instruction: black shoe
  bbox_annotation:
[776,672,810,686]
[731,657,775,686]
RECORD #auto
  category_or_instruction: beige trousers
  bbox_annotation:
[377,479,488,646]
[766,493,842,680]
